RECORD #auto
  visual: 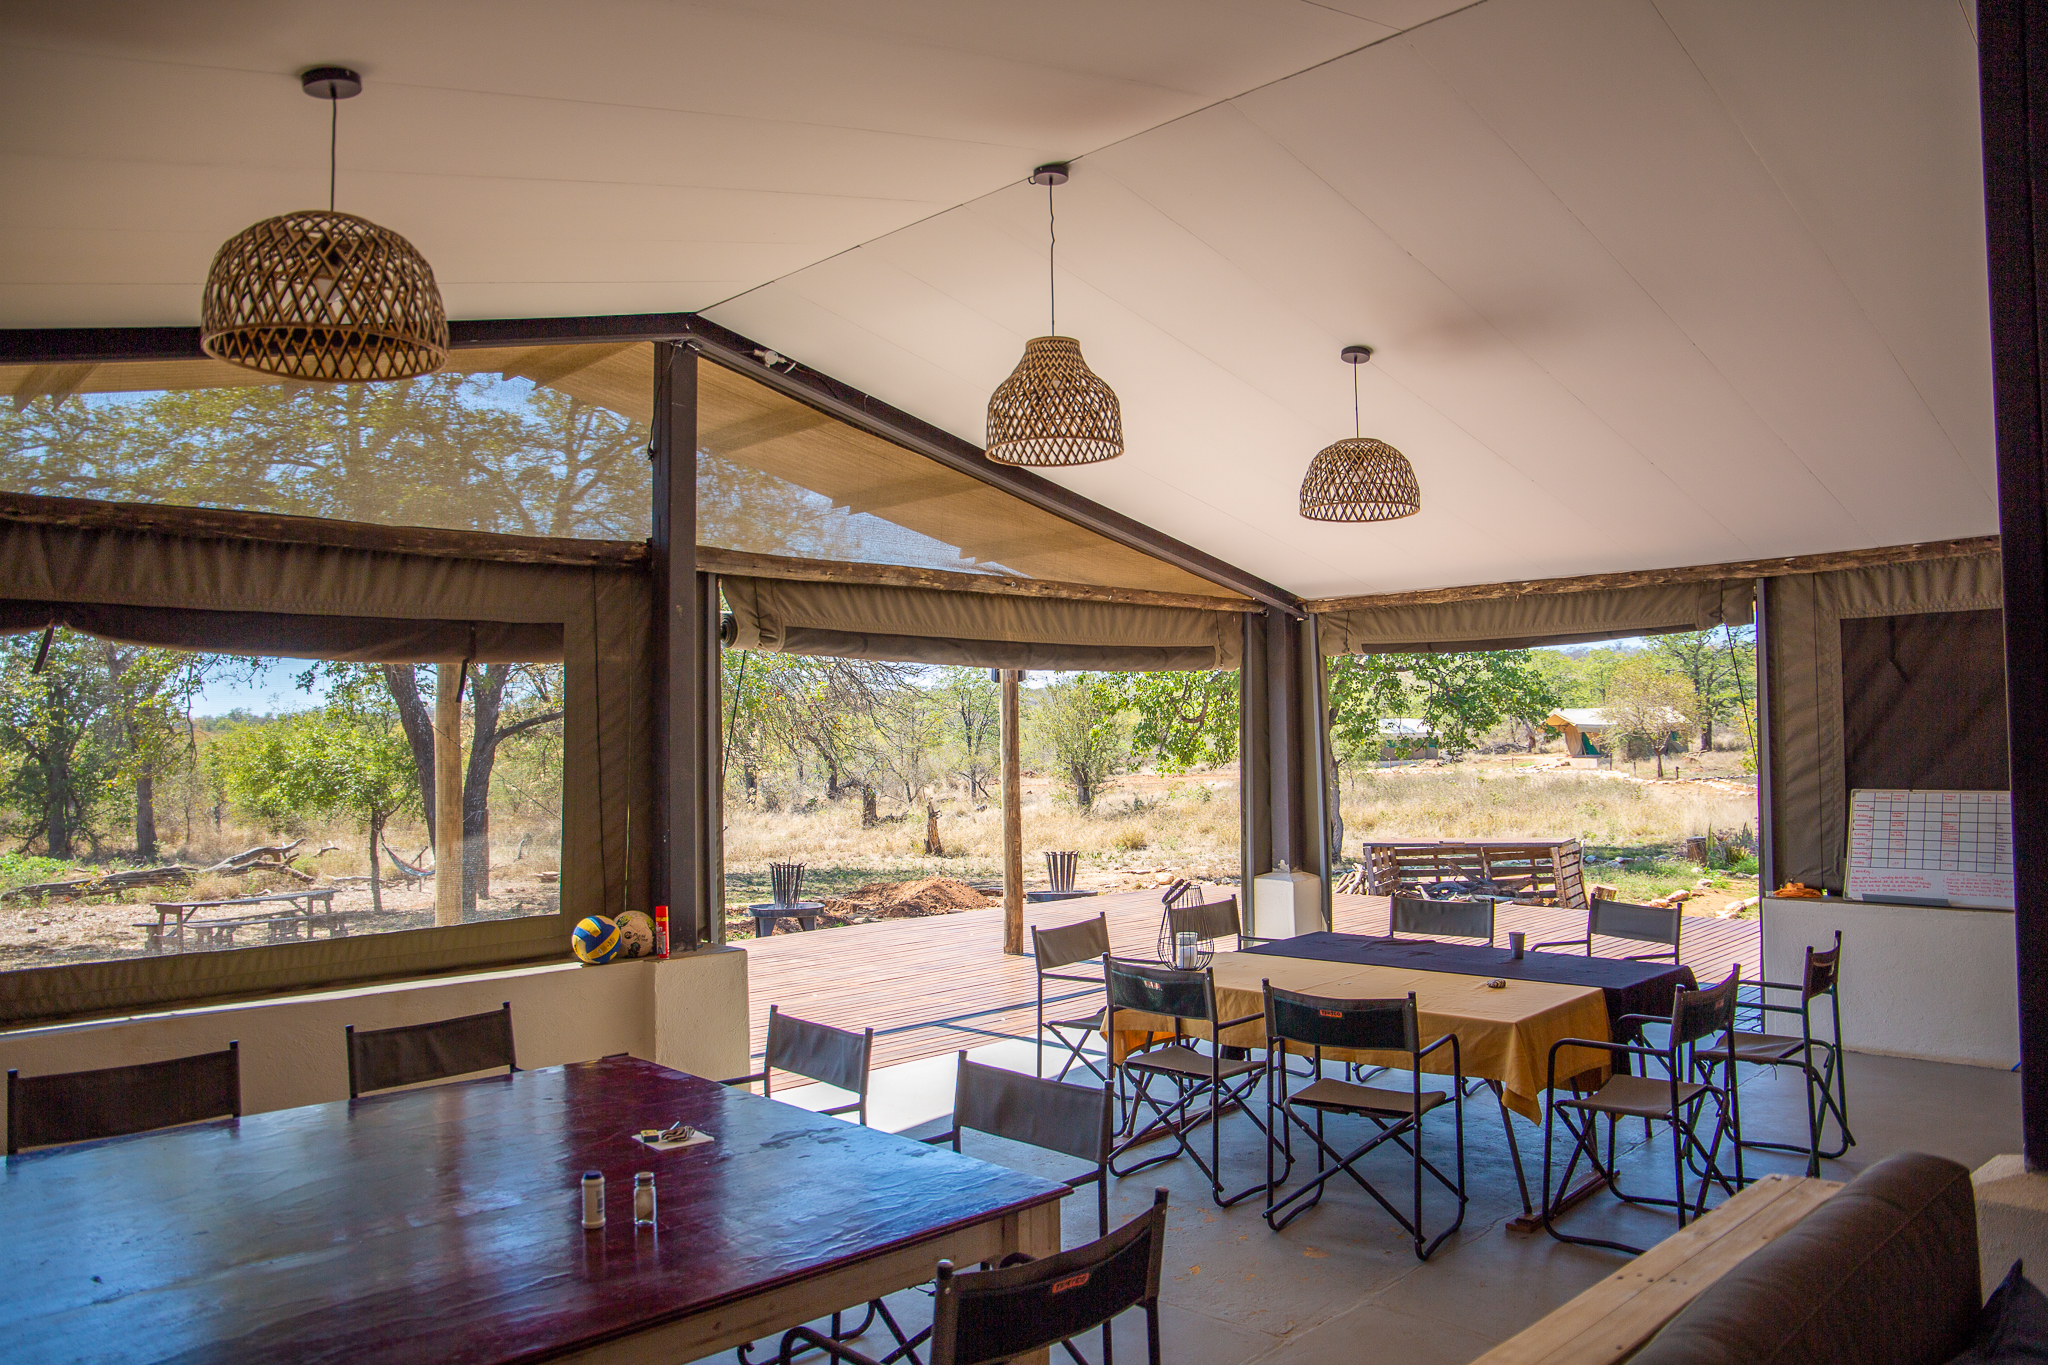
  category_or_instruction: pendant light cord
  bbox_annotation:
[329,95,338,212]
[1047,180,1057,337]
[1352,363,1361,438]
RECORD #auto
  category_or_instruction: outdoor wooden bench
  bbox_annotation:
[140,890,342,953]
[1361,838,1589,909]
[1471,1173,1839,1364]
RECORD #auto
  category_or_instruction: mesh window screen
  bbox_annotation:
[697,361,1235,598]
[0,344,654,540]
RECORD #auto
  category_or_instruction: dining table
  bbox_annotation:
[1108,934,1698,1222]
[0,1054,1068,1365]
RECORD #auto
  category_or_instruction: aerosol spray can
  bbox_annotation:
[653,904,670,958]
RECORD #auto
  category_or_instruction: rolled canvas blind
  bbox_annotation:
[723,575,1245,671]
[1319,579,1754,655]
[0,518,653,1024]
[1765,551,2004,892]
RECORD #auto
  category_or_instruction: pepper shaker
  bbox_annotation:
[633,1171,657,1227]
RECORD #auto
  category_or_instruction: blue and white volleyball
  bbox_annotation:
[571,915,622,964]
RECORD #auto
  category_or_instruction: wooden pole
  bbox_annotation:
[1001,669,1024,956]
[434,663,464,928]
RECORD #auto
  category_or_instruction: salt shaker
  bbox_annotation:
[633,1171,657,1227]
[581,1170,605,1229]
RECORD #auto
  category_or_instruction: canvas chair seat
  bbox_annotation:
[1122,1043,1262,1082]
[1724,1031,1810,1064]
[1286,1076,1452,1118]
[1560,1072,1712,1121]
[1053,1006,1107,1034]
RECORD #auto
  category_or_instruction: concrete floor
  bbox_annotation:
[698,1044,2020,1364]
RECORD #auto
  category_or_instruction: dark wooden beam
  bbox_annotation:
[0,489,650,568]
[1981,0,2048,1171]
[0,314,699,364]
[677,317,1303,616]
[650,343,706,950]
[695,546,1250,612]
[1306,536,2002,614]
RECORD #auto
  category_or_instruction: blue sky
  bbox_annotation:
[191,658,329,717]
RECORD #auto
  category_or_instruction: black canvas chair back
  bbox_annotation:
[1673,968,1739,1048]
[1167,895,1240,948]
[1390,894,1494,943]
[773,1189,1172,1365]
[1591,899,1682,953]
[723,1006,876,1124]
[1265,986,1418,1054]
[1803,934,1842,998]
[346,1002,516,1099]
[954,1054,1112,1167]
[8,1042,241,1154]
[930,1187,1169,1365]
[1106,956,1214,1024]
[948,1052,1116,1236]
[1034,915,1111,973]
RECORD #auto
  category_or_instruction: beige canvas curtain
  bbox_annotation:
[723,575,1245,671]
[1319,580,1754,655]
[0,519,653,1025]
[1765,551,2004,892]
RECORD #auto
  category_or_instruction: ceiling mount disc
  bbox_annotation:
[1340,344,1374,364]
[1029,163,1070,186]
[301,67,362,100]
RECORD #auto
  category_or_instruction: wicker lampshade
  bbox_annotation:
[201,209,448,383]
[1299,436,1421,522]
[986,336,1124,467]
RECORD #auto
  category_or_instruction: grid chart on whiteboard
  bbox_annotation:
[1850,791,2011,874]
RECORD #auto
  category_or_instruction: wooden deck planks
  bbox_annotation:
[739,890,1761,1075]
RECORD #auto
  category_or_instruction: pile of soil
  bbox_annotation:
[822,877,994,922]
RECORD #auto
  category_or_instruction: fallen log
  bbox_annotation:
[211,858,316,884]
[3,865,195,902]
[200,839,305,875]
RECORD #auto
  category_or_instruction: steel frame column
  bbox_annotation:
[1981,0,2048,1168]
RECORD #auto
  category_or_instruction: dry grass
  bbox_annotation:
[1341,767,1758,847]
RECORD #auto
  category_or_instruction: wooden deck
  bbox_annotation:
[740,890,1760,1074]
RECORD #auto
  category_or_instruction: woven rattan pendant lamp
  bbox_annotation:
[201,68,448,384]
[985,163,1123,467]
[1299,345,1420,522]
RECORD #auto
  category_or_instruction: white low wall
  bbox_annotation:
[0,945,749,1132]
[1763,895,2017,1068]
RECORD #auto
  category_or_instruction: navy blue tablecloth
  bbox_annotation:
[1244,932,1696,1031]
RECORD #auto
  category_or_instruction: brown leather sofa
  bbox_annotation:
[1632,1152,1982,1365]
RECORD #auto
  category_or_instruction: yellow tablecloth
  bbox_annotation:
[1109,951,1612,1122]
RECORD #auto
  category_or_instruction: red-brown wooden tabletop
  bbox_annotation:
[0,1054,1068,1364]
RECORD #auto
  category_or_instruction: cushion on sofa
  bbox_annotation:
[1630,1152,1980,1365]
[1948,1260,2048,1363]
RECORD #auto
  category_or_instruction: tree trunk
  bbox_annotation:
[367,810,385,917]
[44,759,71,858]
[462,664,509,915]
[383,665,438,843]
[134,768,157,861]
[434,664,464,927]
[923,802,943,856]
[861,786,877,828]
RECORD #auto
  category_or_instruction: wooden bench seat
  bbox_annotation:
[1473,1174,1840,1365]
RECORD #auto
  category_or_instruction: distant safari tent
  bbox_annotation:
[1543,707,1688,760]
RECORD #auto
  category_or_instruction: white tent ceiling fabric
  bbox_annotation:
[1,0,1998,600]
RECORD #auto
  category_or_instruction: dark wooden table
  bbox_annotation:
[0,1055,1068,1364]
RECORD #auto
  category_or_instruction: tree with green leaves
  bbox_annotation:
[1099,669,1239,772]
[1326,650,1559,762]
[1647,627,1756,750]
[211,699,420,916]
[934,667,1001,800]
[1601,655,1696,777]
[1032,673,1129,811]
[0,630,119,858]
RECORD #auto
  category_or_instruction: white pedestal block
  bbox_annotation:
[1974,1154,2048,1296]
[1253,870,1324,940]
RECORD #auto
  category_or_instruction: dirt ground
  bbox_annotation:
[0,866,563,971]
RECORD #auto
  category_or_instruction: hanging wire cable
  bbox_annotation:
[1352,361,1361,437]
[329,95,338,212]
[1048,179,1057,336]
